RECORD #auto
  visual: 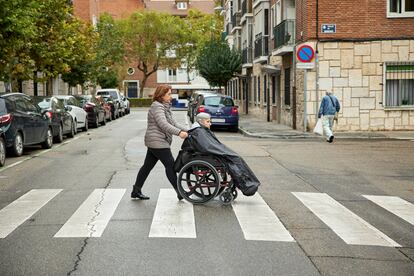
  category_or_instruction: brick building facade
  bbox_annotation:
[224,0,414,131]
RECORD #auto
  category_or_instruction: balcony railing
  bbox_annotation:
[254,34,269,59]
[231,13,241,30]
[273,19,295,49]
[242,47,253,64]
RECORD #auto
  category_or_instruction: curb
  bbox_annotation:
[238,126,414,140]
[238,126,317,139]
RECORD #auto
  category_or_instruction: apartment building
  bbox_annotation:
[224,0,414,131]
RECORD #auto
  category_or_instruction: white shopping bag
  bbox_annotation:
[313,119,323,135]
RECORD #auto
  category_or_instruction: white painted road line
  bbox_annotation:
[54,189,125,238]
[293,192,400,247]
[363,195,414,226]
[232,193,294,242]
[0,189,62,238]
[149,189,196,239]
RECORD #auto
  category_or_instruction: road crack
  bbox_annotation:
[67,171,117,276]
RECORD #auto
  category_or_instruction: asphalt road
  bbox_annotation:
[0,109,413,276]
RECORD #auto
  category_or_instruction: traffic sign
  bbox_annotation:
[297,45,315,63]
[297,62,315,69]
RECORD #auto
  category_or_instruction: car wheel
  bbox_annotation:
[12,132,24,157]
[0,137,5,166]
[82,119,88,132]
[74,119,78,134]
[54,125,64,143]
[94,115,99,128]
[68,120,75,138]
[41,128,53,149]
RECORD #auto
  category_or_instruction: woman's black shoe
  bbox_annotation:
[131,191,150,200]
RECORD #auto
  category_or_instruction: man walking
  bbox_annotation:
[318,91,340,143]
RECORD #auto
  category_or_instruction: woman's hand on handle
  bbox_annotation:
[179,131,188,139]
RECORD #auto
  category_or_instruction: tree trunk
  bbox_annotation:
[33,72,38,96]
[140,75,147,99]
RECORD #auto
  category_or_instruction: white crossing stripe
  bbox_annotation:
[0,189,62,238]
[293,192,400,247]
[232,193,294,242]
[54,189,125,238]
[149,189,196,238]
[363,195,414,226]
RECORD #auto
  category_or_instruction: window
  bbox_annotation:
[253,76,257,104]
[284,68,291,106]
[270,5,276,38]
[168,69,177,82]
[24,99,39,113]
[384,62,414,107]
[15,98,28,112]
[177,2,187,10]
[388,0,414,17]
[258,76,261,103]
[264,75,267,104]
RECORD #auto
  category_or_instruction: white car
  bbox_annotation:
[97,88,123,118]
[56,95,88,133]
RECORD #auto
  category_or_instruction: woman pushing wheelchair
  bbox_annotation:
[174,112,260,204]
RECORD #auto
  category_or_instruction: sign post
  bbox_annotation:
[296,45,315,132]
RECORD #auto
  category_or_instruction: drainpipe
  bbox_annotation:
[315,0,320,122]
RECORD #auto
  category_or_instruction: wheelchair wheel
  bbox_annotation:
[219,189,233,205]
[177,160,221,204]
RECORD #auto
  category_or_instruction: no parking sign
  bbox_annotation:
[297,45,315,63]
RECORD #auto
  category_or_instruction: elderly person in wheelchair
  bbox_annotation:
[174,112,260,204]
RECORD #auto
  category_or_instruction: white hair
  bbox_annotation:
[196,112,211,123]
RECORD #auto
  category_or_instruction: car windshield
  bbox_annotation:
[98,91,118,99]
[204,96,234,107]
[36,98,51,109]
[76,96,91,105]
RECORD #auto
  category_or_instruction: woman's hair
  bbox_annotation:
[152,84,172,102]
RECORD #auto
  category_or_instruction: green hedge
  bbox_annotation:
[129,98,153,107]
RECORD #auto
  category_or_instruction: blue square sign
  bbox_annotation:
[321,24,336,33]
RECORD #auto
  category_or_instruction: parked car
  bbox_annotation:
[0,128,6,166]
[121,95,130,114]
[56,95,88,133]
[96,95,112,122]
[101,95,117,120]
[193,94,239,131]
[96,89,123,118]
[188,90,215,123]
[0,93,53,157]
[74,95,106,128]
[34,96,75,142]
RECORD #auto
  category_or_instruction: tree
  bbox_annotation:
[120,11,188,98]
[196,40,242,91]
[0,0,39,91]
[93,13,125,89]
[31,0,77,89]
[61,18,97,90]
[181,9,223,82]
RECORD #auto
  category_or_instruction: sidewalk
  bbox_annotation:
[238,115,414,140]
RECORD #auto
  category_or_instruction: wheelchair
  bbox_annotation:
[176,152,238,205]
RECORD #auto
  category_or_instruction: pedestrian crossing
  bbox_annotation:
[0,189,413,248]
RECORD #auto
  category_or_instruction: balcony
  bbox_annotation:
[273,19,295,56]
[254,34,269,63]
[231,13,241,33]
[242,47,253,67]
[241,0,253,23]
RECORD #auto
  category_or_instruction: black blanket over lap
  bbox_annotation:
[175,127,260,196]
